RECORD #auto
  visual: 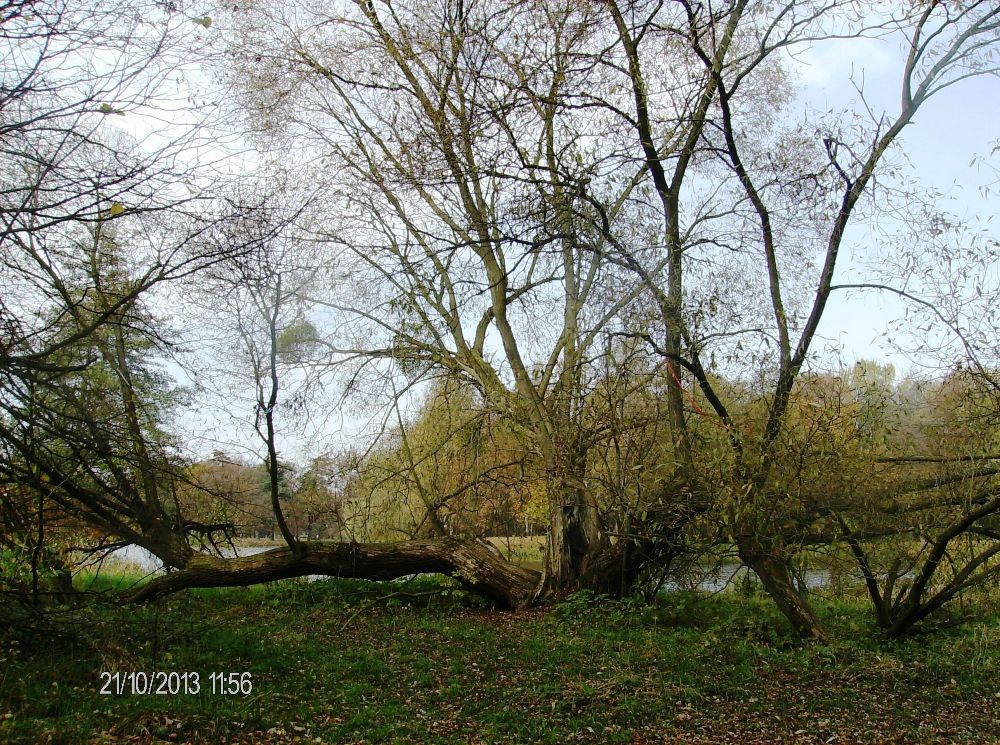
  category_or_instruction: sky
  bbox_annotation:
[791,31,1000,375]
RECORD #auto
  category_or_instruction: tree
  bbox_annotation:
[288,454,345,540]
[192,194,321,552]
[833,371,1000,636]
[175,453,268,545]
[0,0,215,376]
[0,0,245,580]
[586,0,1000,636]
[220,0,661,594]
[0,217,194,570]
[346,377,540,541]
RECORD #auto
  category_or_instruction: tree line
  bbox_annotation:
[1,0,999,639]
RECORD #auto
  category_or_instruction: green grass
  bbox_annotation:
[1,576,998,744]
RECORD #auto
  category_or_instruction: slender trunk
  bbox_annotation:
[30,488,43,606]
[739,540,826,639]
[839,518,891,628]
[263,274,297,552]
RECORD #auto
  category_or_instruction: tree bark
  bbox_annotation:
[740,548,827,640]
[543,470,609,593]
[581,535,682,597]
[126,537,540,610]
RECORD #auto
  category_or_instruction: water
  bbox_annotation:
[663,564,833,593]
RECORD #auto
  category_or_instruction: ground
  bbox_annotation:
[1,576,998,744]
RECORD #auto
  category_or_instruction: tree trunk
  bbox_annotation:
[126,537,540,610]
[543,474,608,594]
[580,537,679,597]
[740,547,827,640]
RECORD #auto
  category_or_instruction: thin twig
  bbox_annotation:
[338,590,448,632]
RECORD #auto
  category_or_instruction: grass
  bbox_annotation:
[486,536,545,569]
[1,576,998,744]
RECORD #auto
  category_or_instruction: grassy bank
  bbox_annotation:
[1,577,998,744]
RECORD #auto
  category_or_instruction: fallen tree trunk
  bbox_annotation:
[125,537,541,609]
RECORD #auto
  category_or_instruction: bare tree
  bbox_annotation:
[219,0,658,595]
[590,0,1000,637]
[0,0,220,372]
[0,1,241,581]
[191,194,323,552]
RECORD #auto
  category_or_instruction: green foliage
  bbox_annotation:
[552,589,610,623]
[344,377,540,541]
[275,318,320,360]
[0,547,66,591]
